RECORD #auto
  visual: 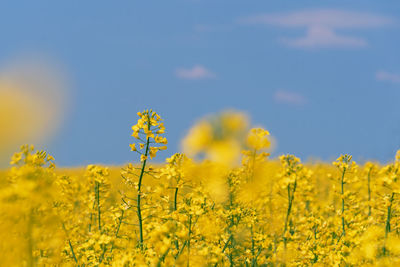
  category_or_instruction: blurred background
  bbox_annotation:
[0,0,399,166]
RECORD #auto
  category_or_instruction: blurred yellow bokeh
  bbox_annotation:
[182,110,275,165]
[0,59,68,165]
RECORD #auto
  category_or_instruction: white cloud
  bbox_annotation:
[240,9,394,48]
[376,70,400,84]
[175,65,216,80]
[282,25,367,48]
[274,90,307,106]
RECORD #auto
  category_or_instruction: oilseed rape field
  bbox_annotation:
[2,109,400,266]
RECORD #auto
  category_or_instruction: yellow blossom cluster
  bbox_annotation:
[130,109,167,161]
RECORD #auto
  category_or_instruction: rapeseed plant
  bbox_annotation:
[124,109,167,250]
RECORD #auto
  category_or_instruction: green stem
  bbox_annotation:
[187,215,192,267]
[283,179,297,246]
[251,227,256,267]
[96,181,101,231]
[62,223,78,264]
[367,168,372,217]
[174,187,179,211]
[283,185,292,235]
[341,167,346,237]
[226,175,235,267]
[222,235,233,254]
[88,198,96,232]
[68,240,78,264]
[383,193,395,255]
[137,134,150,250]
[157,247,171,267]
[385,193,395,238]
[115,209,124,238]
[100,210,125,263]
[175,240,187,259]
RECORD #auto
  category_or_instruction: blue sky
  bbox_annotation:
[1,0,399,166]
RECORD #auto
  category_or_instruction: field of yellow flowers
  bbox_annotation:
[1,109,400,266]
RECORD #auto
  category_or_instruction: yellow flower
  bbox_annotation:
[129,144,136,151]
[246,128,270,150]
[144,128,154,139]
[149,147,158,159]
[10,152,22,165]
[155,135,168,144]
